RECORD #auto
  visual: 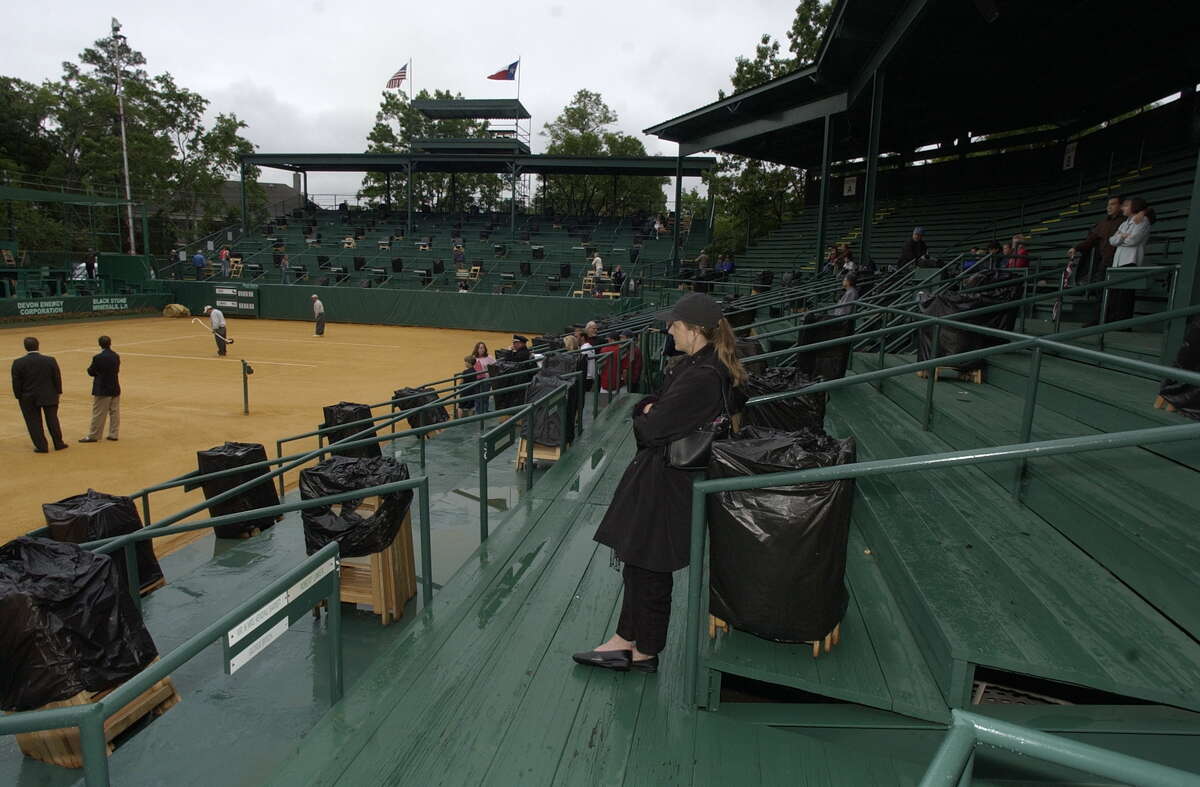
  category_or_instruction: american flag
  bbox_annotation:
[386,64,407,89]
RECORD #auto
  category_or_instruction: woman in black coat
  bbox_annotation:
[573,293,746,673]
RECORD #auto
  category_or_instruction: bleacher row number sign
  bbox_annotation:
[214,285,258,316]
[221,555,338,675]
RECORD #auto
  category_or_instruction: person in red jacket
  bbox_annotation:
[597,337,623,402]
[620,331,643,393]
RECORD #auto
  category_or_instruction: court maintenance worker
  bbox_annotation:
[204,305,228,356]
[574,293,745,673]
[11,336,67,453]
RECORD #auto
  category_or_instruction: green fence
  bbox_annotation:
[163,281,627,333]
[0,293,169,322]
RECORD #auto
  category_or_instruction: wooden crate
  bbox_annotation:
[14,663,180,769]
[514,438,563,470]
[338,509,417,625]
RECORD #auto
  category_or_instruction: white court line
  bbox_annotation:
[59,335,200,353]
[118,351,316,368]
[248,336,405,350]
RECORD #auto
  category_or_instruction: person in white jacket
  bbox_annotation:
[1106,197,1155,322]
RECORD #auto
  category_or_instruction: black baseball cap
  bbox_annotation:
[655,292,723,329]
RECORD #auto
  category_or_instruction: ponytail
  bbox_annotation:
[698,318,747,387]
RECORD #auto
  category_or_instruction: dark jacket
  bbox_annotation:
[1074,213,1123,268]
[509,346,532,363]
[594,344,732,572]
[898,238,928,266]
[87,347,121,397]
[11,352,63,406]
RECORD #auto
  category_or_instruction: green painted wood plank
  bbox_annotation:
[864,363,1200,638]
[480,549,625,785]
[268,408,637,786]
[842,526,950,723]
[620,574,700,787]
[704,579,896,714]
[829,382,1200,711]
[329,500,609,786]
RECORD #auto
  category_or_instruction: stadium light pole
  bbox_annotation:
[111,18,137,255]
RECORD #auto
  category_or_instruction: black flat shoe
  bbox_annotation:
[630,656,659,674]
[572,649,632,671]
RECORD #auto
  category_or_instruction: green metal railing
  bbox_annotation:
[919,710,1200,786]
[0,540,344,787]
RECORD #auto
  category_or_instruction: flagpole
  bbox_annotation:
[409,58,413,102]
[516,56,521,101]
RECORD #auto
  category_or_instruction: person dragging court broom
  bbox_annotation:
[203,305,229,356]
[312,294,325,336]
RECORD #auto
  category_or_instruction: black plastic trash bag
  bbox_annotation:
[1159,315,1200,420]
[707,427,857,643]
[794,312,852,381]
[300,456,413,558]
[741,368,826,433]
[917,288,1020,370]
[322,402,382,459]
[538,351,583,379]
[393,387,450,431]
[194,442,281,538]
[489,360,538,411]
[734,338,766,376]
[42,490,163,593]
[0,537,158,711]
[524,376,571,447]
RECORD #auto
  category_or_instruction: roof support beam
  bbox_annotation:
[847,0,931,106]
[678,93,847,157]
[859,72,885,266]
[814,114,834,267]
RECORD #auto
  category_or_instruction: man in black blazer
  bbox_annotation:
[11,336,66,453]
[80,335,120,443]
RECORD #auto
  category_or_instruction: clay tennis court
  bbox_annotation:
[1,315,524,553]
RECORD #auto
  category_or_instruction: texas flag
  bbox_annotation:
[487,61,519,81]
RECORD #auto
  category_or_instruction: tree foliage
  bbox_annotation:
[359,88,506,212]
[0,27,263,253]
[708,2,837,255]
[537,90,667,217]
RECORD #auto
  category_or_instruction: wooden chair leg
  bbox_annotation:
[811,640,820,659]
[831,622,841,646]
[824,631,832,654]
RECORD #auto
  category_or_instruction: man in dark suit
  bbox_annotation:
[11,336,67,453]
[79,335,120,443]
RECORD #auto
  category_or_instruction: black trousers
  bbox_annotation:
[20,399,63,451]
[214,326,228,355]
[1106,288,1136,324]
[616,563,673,655]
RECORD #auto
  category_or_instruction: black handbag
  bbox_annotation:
[666,384,732,471]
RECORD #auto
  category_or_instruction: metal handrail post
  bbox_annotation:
[686,483,707,709]
[1013,347,1043,500]
[478,437,489,542]
[525,408,535,490]
[923,325,940,431]
[328,565,344,701]
[79,703,109,786]
[417,476,432,606]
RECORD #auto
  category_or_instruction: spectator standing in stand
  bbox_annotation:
[897,227,928,267]
[471,342,495,414]
[1106,197,1155,323]
[219,246,231,278]
[456,356,477,418]
[611,265,626,292]
[1069,195,1124,285]
[192,250,207,279]
[509,335,532,363]
[592,252,604,277]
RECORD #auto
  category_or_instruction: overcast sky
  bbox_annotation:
[1,0,795,199]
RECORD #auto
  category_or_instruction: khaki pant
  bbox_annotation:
[88,395,120,440]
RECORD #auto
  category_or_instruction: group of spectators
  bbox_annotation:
[454,322,646,416]
[11,335,121,453]
[1069,194,1156,322]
